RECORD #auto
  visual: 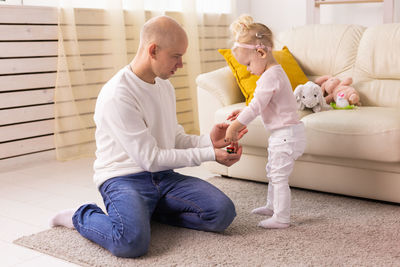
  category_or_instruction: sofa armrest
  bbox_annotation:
[196,67,245,134]
[196,66,244,107]
[196,67,244,136]
[196,66,244,177]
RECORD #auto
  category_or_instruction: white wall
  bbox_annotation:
[250,0,307,34]
[234,0,251,17]
[247,0,400,34]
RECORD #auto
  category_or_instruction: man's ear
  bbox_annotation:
[148,43,158,59]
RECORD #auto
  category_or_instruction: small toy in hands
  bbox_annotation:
[226,145,235,154]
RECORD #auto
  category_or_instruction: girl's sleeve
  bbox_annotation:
[237,83,274,126]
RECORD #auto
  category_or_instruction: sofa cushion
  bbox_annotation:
[218,47,308,105]
[276,24,365,80]
[353,24,400,107]
[215,104,400,163]
[302,107,400,162]
[196,66,244,106]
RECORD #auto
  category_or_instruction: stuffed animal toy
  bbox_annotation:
[314,75,361,106]
[293,81,331,112]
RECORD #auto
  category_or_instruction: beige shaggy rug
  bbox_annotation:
[14,176,400,266]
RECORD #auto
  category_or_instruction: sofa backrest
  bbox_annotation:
[353,24,400,107]
[276,24,365,82]
[276,23,400,108]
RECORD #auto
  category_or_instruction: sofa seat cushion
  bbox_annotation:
[215,104,400,163]
[302,107,400,162]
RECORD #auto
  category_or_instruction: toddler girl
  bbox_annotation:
[225,15,306,229]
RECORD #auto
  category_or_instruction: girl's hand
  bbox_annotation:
[210,122,248,149]
[226,109,242,121]
[224,124,239,143]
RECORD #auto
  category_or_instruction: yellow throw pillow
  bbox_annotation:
[218,46,308,105]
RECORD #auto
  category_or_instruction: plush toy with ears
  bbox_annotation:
[293,81,331,112]
[315,75,361,106]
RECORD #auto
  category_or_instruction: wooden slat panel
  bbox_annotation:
[65,40,114,54]
[0,69,115,92]
[181,123,195,134]
[0,25,57,41]
[126,53,136,62]
[0,39,137,59]
[0,89,54,108]
[56,114,95,131]
[75,69,115,85]
[55,141,96,158]
[0,135,54,159]
[163,11,184,24]
[125,40,138,54]
[124,10,139,25]
[56,99,97,117]
[0,73,56,91]
[0,57,57,74]
[175,88,190,100]
[175,66,188,76]
[202,61,227,73]
[202,13,230,25]
[74,8,140,27]
[61,25,136,40]
[200,50,225,61]
[0,41,57,58]
[0,5,57,24]
[56,84,101,102]
[169,75,188,89]
[64,39,137,55]
[69,54,115,70]
[176,99,193,113]
[74,8,106,25]
[1,120,54,142]
[55,128,95,147]
[0,5,229,165]
[177,111,194,124]
[0,105,54,125]
[202,64,224,73]
[64,25,110,40]
[198,26,229,38]
[61,69,114,86]
[120,25,135,39]
[199,38,229,50]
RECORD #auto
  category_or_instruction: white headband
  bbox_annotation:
[233,42,271,51]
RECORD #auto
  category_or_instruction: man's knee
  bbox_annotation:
[108,231,150,258]
[208,196,236,232]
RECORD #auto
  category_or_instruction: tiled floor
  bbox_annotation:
[0,157,216,266]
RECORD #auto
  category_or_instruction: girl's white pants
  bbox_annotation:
[265,123,306,223]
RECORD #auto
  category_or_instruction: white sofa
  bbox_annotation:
[196,24,400,203]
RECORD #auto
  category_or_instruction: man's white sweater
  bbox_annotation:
[93,66,215,187]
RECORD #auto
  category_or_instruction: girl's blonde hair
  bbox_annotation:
[230,14,274,49]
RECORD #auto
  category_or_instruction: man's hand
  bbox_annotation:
[210,123,248,149]
[214,146,243,167]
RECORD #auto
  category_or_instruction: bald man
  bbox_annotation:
[50,16,246,258]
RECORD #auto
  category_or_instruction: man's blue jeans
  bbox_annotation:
[72,170,236,258]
